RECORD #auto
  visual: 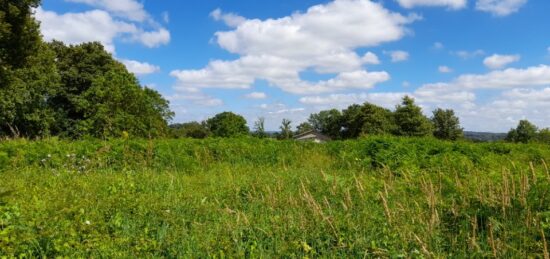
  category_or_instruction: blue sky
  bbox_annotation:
[37,0,550,132]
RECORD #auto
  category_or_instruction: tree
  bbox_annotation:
[48,42,173,138]
[279,119,293,140]
[506,120,538,143]
[341,102,395,139]
[308,109,343,139]
[206,112,249,137]
[431,108,463,140]
[253,117,267,138]
[0,0,60,138]
[170,122,210,139]
[0,0,42,70]
[537,128,550,144]
[296,122,314,135]
[394,96,433,137]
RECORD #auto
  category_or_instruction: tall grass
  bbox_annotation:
[1,137,549,257]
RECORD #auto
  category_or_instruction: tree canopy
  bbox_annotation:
[432,108,463,140]
[0,1,174,139]
[206,112,249,137]
[394,96,433,137]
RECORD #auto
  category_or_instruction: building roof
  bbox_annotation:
[293,130,331,141]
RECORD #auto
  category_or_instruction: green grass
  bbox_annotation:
[1,137,549,257]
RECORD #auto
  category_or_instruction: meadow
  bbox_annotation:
[1,137,549,257]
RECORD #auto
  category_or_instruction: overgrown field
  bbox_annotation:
[1,137,549,257]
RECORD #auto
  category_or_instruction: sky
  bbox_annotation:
[36,0,550,132]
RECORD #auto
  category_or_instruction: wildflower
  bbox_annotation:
[85,220,91,225]
[47,154,51,158]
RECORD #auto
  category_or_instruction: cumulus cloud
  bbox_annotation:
[483,54,520,69]
[420,65,550,91]
[438,65,452,73]
[385,50,409,62]
[396,0,467,9]
[167,93,223,107]
[35,1,170,53]
[452,49,485,59]
[210,8,246,27]
[362,52,381,65]
[171,0,419,95]
[476,0,528,16]
[244,92,267,99]
[65,0,148,22]
[120,59,160,75]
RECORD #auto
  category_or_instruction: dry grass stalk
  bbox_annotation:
[379,191,392,225]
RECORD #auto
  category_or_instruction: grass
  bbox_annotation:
[1,137,549,257]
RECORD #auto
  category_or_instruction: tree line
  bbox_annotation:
[0,1,173,139]
[171,96,465,141]
[173,97,550,144]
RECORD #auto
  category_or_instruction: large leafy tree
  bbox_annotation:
[506,120,538,143]
[431,108,463,140]
[341,102,395,138]
[394,96,433,137]
[206,112,249,137]
[0,0,42,70]
[0,0,60,137]
[308,109,343,139]
[49,41,173,138]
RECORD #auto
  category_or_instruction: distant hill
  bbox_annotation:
[464,131,507,142]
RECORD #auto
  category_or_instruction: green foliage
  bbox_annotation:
[252,117,267,138]
[507,120,538,143]
[279,118,293,140]
[170,122,210,139]
[394,96,433,137]
[341,102,395,138]
[308,109,343,139]
[0,137,549,257]
[431,108,464,140]
[296,122,314,135]
[206,112,249,137]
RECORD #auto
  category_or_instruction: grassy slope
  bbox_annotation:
[1,137,549,257]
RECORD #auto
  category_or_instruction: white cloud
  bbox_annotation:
[362,52,381,64]
[396,0,467,9]
[172,0,419,95]
[136,28,171,48]
[167,93,223,107]
[35,7,136,53]
[402,81,411,87]
[433,42,444,50]
[245,92,267,99]
[483,54,520,69]
[385,50,409,62]
[35,2,170,53]
[120,59,160,75]
[438,65,452,73]
[210,8,246,27]
[66,0,149,22]
[420,65,550,90]
[476,0,528,16]
[452,49,485,59]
